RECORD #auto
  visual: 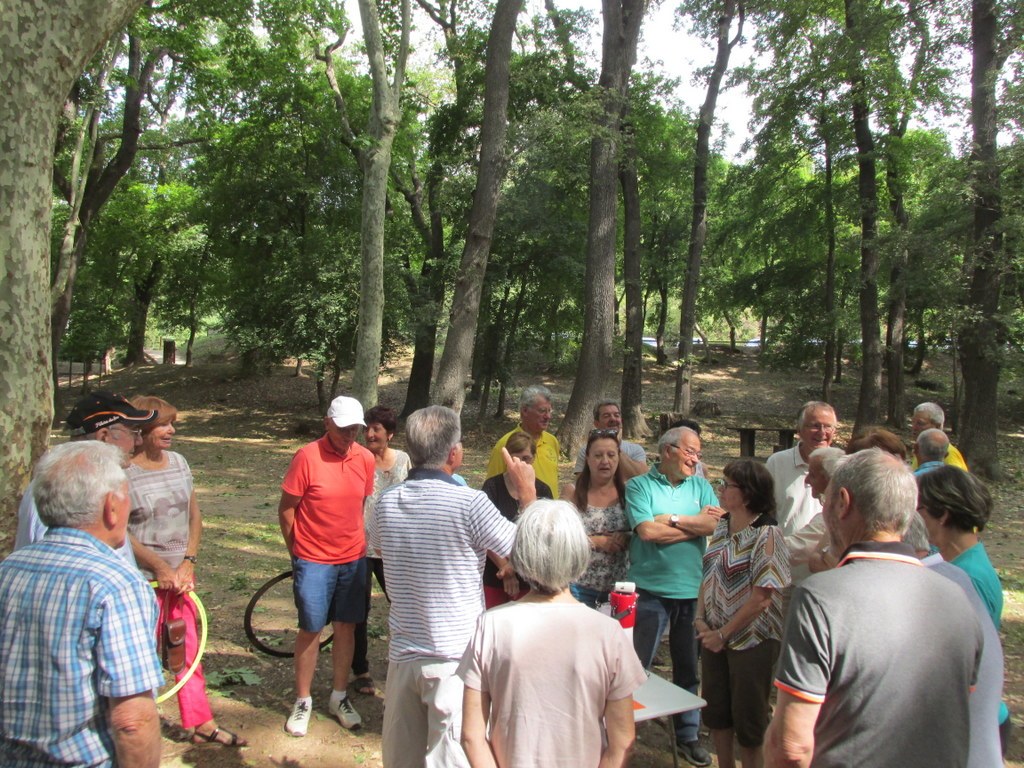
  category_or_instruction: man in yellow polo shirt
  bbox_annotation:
[486,385,560,497]
[910,402,968,471]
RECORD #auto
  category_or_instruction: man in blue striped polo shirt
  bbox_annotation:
[369,406,537,768]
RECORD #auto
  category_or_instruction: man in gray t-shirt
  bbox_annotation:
[766,450,983,768]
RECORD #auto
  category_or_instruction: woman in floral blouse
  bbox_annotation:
[562,429,630,607]
[696,459,789,768]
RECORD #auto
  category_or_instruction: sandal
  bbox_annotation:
[353,674,376,695]
[191,727,247,747]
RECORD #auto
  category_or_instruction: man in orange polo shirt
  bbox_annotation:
[278,396,375,737]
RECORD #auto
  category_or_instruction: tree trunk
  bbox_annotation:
[820,108,837,403]
[123,257,163,366]
[655,273,668,365]
[400,184,447,417]
[846,0,882,432]
[558,0,647,460]
[0,0,147,533]
[884,157,909,427]
[959,0,1004,478]
[431,0,524,411]
[674,0,743,412]
[884,0,930,427]
[619,134,651,440]
[351,0,411,408]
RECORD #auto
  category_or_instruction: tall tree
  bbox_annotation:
[353,0,409,407]
[559,0,647,457]
[674,0,744,413]
[0,0,147,527]
[318,0,411,407]
[431,0,524,411]
[959,0,1010,477]
[396,0,484,416]
[619,125,651,440]
[51,30,170,399]
[844,0,882,431]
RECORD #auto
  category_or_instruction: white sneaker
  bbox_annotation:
[285,698,312,737]
[329,695,362,730]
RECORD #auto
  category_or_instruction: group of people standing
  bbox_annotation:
[0,384,1006,768]
[3,390,246,767]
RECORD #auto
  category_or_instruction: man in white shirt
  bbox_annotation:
[765,401,837,537]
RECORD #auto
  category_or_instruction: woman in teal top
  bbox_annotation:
[918,465,1009,752]
[918,467,1002,627]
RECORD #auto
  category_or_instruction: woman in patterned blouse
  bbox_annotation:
[562,429,630,608]
[695,459,790,768]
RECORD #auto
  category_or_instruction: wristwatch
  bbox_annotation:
[669,515,679,528]
[182,555,197,564]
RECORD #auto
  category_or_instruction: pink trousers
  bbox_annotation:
[157,588,213,729]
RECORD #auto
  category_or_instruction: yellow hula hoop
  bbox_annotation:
[149,583,208,704]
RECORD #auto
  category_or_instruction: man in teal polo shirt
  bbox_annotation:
[626,426,723,767]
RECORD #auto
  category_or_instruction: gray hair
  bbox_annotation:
[519,384,552,411]
[917,466,992,533]
[511,500,590,595]
[903,513,931,553]
[592,399,620,420]
[914,402,945,429]
[405,406,461,468]
[658,426,698,453]
[828,448,918,536]
[32,441,127,529]
[797,401,837,430]
[810,446,845,477]
[916,428,950,463]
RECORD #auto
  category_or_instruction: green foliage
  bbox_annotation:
[64,181,210,360]
[204,667,262,687]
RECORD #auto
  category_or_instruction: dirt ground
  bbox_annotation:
[41,347,1024,767]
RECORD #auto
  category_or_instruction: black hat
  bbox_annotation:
[66,391,158,435]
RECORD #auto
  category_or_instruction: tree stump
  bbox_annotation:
[693,399,721,417]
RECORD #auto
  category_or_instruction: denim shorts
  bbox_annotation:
[292,556,367,631]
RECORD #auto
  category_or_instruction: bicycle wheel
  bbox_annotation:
[244,570,334,658]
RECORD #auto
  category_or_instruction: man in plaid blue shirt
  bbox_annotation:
[0,441,164,767]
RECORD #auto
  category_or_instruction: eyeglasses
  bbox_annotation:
[589,428,619,439]
[804,422,837,433]
[111,425,142,440]
[717,479,740,490]
[667,444,702,460]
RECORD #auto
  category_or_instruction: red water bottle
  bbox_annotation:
[610,581,637,641]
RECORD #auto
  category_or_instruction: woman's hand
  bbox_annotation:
[696,624,727,653]
[175,560,195,594]
[591,533,629,553]
[609,532,630,551]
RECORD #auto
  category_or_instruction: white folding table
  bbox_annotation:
[633,672,707,768]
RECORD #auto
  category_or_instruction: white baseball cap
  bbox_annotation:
[326,396,366,427]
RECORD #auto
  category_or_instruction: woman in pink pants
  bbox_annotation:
[127,395,246,747]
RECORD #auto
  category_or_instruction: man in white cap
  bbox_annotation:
[278,396,375,737]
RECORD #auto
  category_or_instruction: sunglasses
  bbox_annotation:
[589,428,619,439]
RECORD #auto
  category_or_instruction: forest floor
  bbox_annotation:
[37,345,1024,767]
